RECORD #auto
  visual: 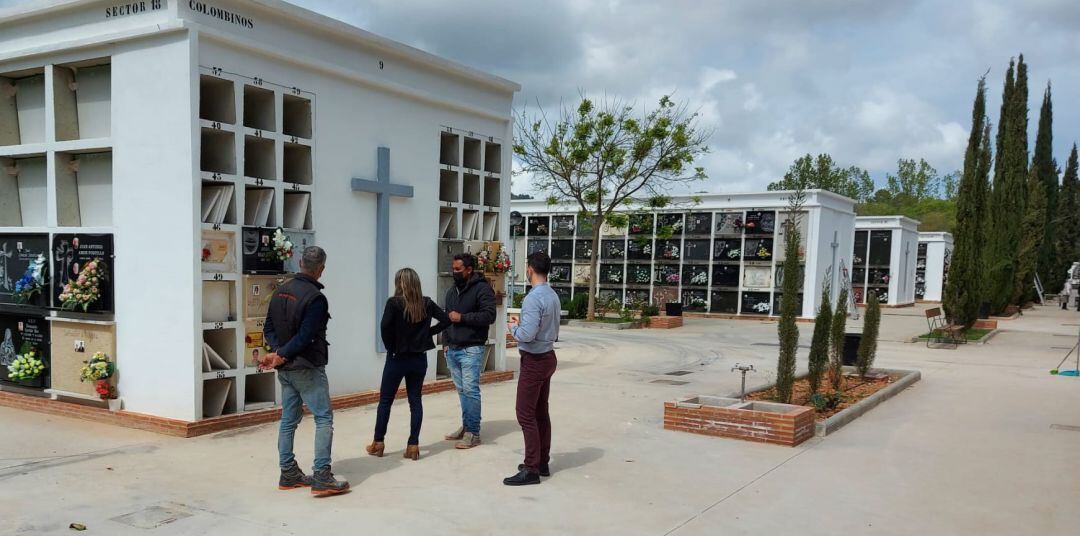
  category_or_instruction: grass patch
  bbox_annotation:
[917,328,991,341]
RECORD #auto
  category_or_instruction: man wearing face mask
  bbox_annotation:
[443,253,497,449]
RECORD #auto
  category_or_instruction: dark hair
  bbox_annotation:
[526,251,550,276]
[453,253,476,269]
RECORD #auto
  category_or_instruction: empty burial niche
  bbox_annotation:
[244,186,276,227]
[200,74,235,124]
[462,172,482,205]
[0,155,47,226]
[201,128,236,174]
[53,61,112,141]
[463,137,482,170]
[440,131,459,166]
[0,70,46,145]
[201,280,236,323]
[244,135,275,180]
[439,207,458,238]
[283,191,311,230]
[203,377,236,418]
[283,142,312,185]
[243,85,275,131]
[54,151,113,227]
[203,328,238,371]
[483,176,501,207]
[283,94,312,139]
[244,372,277,410]
[484,142,501,173]
[439,169,459,203]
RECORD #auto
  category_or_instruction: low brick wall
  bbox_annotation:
[647,315,684,329]
[664,395,815,447]
[0,370,514,438]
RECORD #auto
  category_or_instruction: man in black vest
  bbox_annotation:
[261,246,349,497]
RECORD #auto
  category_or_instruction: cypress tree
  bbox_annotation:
[1033,83,1057,291]
[1016,167,1047,304]
[1055,145,1080,285]
[856,292,880,378]
[775,216,801,404]
[807,284,832,394]
[944,77,990,326]
[828,288,848,391]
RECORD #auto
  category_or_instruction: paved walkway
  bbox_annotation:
[3,304,1079,535]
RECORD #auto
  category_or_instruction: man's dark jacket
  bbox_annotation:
[443,272,496,348]
[264,273,330,370]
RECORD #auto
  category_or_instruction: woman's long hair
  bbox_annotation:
[394,267,425,323]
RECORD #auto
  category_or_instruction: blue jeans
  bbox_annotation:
[446,346,484,434]
[278,367,333,472]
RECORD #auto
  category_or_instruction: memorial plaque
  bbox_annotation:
[601,239,625,260]
[572,265,591,285]
[715,212,743,235]
[551,215,575,237]
[527,216,550,236]
[575,216,594,237]
[742,291,772,315]
[743,265,772,289]
[244,317,267,367]
[600,220,626,237]
[686,212,712,235]
[683,239,710,261]
[200,230,236,273]
[0,312,50,388]
[744,238,774,261]
[510,220,525,237]
[652,286,678,306]
[598,288,622,304]
[0,233,49,308]
[625,289,650,306]
[868,231,892,266]
[241,227,285,274]
[657,213,684,235]
[243,274,288,319]
[775,213,807,262]
[712,264,740,288]
[853,286,866,304]
[549,264,571,283]
[550,240,573,260]
[682,265,709,287]
[284,231,316,273]
[682,290,707,311]
[553,286,571,302]
[711,290,738,314]
[655,240,680,261]
[774,263,805,291]
[628,264,652,285]
[853,230,869,265]
[626,239,652,260]
[437,240,464,272]
[574,240,593,261]
[600,264,624,285]
[654,264,680,286]
[744,211,775,235]
[628,214,653,235]
[713,238,742,261]
[773,293,804,316]
[52,233,114,313]
[526,239,548,256]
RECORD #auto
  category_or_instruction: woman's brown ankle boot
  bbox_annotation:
[404,445,420,460]
[366,441,385,457]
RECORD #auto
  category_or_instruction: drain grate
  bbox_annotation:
[650,379,689,386]
[665,370,694,376]
[111,505,193,529]
[1050,424,1080,432]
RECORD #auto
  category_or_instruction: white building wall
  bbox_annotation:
[919,232,953,302]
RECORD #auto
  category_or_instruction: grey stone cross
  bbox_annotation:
[351,147,414,352]
[900,240,911,300]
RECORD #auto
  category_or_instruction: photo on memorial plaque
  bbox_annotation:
[773,293,804,316]
[551,215,575,237]
[744,238,774,261]
[549,264,571,283]
[711,290,738,314]
[853,230,868,266]
[600,264,624,285]
[601,239,625,260]
[628,264,652,285]
[625,289,650,307]
[869,230,891,266]
[682,239,709,261]
[743,211,775,235]
[682,265,709,287]
[742,292,772,315]
[0,233,50,308]
[52,234,114,313]
[682,289,708,311]
[657,213,684,236]
[527,216,550,236]
[715,212,743,235]
[713,238,742,261]
[550,240,573,260]
[774,263,805,291]
[628,213,653,235]
[742,265,772,289]
[241,227,285,274]
[686,212,712,235]
[655,240,680,261]
[527,239,549,256]
[0,313,50,389]
[654,264,680,286]
[712,264,740,288]
[626,239,652,260]
[575,240,594,260]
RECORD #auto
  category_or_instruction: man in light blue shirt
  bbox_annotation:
[504,251,560,486]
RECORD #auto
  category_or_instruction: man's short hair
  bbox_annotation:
[526,251,550,276]
[453,252,476,269]
[300,246,327,272]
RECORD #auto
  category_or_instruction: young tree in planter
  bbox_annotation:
[856,291,881,378]
[514,96,710,321]
[774,191,806,403]
[828,288,849,391]
[807,282,833,394]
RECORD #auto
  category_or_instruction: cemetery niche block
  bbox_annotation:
[243,274,287,320]
[48,318,114,398]
[51,234,114,314]
[201,230,236,273]
[0,233,50,308]
[0,69,46,146]
[0,155,48,227]
[0,312,50,389]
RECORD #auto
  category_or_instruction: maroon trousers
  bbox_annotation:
[516,350,557,472]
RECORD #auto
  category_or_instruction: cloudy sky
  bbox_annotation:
[4,0,1077,195]
[281,0,1078,195]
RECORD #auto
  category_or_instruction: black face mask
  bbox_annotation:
[453,272,467,286]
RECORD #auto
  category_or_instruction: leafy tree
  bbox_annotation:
[1032,83,1058,291]
[774,191,806,403]
[828,288,848,391]
[944,77,992,326]
[856,291,880,378]
[1054,145,1080,289]
[885,158,947,201]
[514,95,710,320]
[807,283,832,394]
[767,153,874,202]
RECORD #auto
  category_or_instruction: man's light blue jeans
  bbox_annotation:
[446,346,484,435]
[277,367,333,471]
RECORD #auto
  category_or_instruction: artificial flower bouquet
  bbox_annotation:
[477,242,512,273]
[7,344,46,381]
[59,258,107,312]
[80,351,116,400]
[13,254,48,305]
[262,228,294,263]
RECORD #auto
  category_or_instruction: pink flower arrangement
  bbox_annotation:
[477,242,512,273]
[60,258,108,312]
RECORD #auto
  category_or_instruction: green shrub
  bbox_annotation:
[856,291,881,378]
[566,293,589,319]
[807,285,832,394]
[512,292,525,309]
[829,288,848,391]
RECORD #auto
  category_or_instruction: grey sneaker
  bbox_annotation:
[445,426,465,441]
[455,432,481,449]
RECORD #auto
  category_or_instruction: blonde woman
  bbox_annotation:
[367,268,451,460]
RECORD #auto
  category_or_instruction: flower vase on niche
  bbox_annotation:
[242,227,289,274]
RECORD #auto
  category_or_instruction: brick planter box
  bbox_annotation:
[647,315,683,329]
[664,395,815,447]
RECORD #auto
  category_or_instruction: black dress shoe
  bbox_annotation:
[503,468,541,486]
[518,463,551,477]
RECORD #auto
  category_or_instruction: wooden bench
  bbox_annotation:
[925,307,964,348]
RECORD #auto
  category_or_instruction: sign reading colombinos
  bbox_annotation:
[188,1,256,29]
